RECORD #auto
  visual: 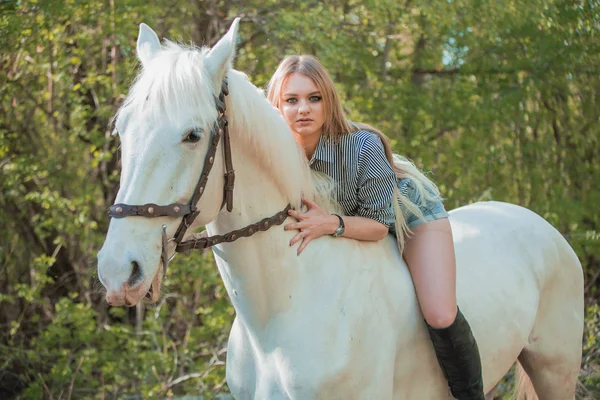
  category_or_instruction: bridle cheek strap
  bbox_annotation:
[161,225,170,279]
[218,80,235,212]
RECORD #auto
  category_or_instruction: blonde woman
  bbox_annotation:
[266,55,485,400]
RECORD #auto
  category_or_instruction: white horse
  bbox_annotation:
[97,19,584,399]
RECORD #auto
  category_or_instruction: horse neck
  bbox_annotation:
[207,133,303,335]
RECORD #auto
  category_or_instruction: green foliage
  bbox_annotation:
[581,304,600,398]
[5,253,232,398]
[0,0,598,398]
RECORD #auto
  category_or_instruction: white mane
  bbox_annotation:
[115,41,337,211]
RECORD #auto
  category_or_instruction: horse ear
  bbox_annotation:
[205,18,240,86]
[137,23,162,67]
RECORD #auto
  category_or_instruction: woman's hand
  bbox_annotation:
[284,195,338,255]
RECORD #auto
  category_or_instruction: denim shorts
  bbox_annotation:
[395,178,449,230]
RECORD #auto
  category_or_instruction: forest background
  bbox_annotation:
[1,0,599,398]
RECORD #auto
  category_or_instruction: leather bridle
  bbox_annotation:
[108,78,291,279]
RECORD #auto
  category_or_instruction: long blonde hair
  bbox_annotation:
[266,55,442,251]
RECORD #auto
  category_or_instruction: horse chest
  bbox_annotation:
[226,309,411,399]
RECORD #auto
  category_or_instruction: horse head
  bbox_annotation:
[97,19,240,306]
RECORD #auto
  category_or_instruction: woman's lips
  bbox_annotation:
[296,119,313,125]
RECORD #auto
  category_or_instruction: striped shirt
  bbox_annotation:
[309,130,397,227]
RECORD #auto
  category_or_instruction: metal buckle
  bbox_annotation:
[224,170,236,190]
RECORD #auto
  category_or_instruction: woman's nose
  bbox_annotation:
[298,99,310,113]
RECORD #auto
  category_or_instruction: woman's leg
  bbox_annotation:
[403,218,484,400]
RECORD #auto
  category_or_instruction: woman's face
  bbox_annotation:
[279,72,326,142]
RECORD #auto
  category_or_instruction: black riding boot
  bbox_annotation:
[426,307,485,400]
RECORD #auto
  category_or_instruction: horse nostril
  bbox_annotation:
[128,261,143,287]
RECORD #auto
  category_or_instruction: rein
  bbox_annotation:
[107,79,290,278]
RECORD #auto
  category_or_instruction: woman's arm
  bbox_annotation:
[285,196,388,255]
[285,132,396,255]
[334,215,388,241]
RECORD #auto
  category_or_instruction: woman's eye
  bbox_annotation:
[285,98,297,104]
[310,96,322,102]
[184,129,202,143]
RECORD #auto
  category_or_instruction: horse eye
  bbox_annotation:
[184,128,203,143]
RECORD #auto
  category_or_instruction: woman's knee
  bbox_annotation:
[422,305,458,329]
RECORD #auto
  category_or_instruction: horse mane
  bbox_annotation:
[114,40,339,213]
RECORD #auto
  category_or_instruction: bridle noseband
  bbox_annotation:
[108,79,291,279]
